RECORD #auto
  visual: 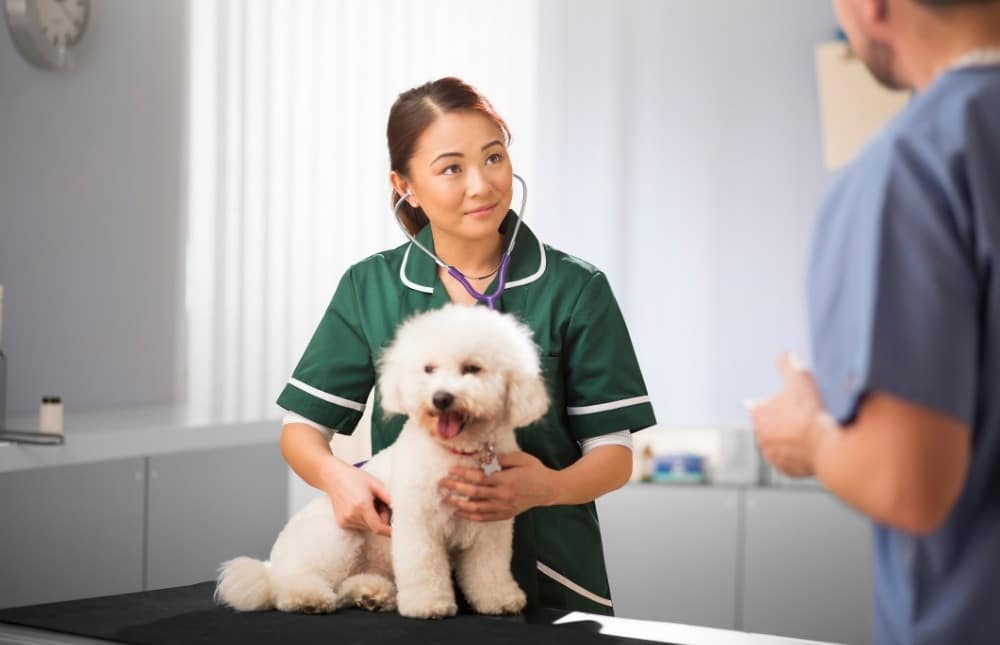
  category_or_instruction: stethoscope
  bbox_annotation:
[393,174,527,310]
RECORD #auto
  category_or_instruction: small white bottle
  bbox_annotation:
[0,284,6,431]
[39,396,64,435]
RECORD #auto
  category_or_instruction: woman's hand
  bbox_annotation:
[322,460,393,537]
[438,451,558,522]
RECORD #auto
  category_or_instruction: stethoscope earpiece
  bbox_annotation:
[391,174,528,310]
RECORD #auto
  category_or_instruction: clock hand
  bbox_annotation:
[52,0,79,30]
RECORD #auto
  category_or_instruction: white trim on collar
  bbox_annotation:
[398,234,547,293]
[400,244,434,293]
[506,234,547,288]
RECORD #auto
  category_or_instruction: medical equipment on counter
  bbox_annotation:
[392,174,527,310]
[39,396,64,435]
[0,284,6,432]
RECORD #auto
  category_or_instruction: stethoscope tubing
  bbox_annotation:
[392,174,528,309]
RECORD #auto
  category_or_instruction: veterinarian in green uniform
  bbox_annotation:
[277,77,656,616]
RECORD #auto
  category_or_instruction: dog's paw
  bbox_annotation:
[273,578,339,614]
[397,593,458,619]
[336,574,397,612]
[469,584,527,615]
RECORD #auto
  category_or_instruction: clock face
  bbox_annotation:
[36,0,88,47]
[4,0,91,69]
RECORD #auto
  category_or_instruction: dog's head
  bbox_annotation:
[378,304,549,447]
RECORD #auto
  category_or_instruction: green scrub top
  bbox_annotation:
[277,214,657,615]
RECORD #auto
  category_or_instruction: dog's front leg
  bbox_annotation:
[392,519,457,619]
[455,520,526,615]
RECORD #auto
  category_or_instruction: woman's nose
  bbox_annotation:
[465,168,489,196]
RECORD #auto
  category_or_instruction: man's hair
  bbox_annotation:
[916,0,999,6]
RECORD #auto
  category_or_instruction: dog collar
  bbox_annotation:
[448,442,501,476]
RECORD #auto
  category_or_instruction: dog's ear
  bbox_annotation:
[506,367,550,429]
[376,346,405,416]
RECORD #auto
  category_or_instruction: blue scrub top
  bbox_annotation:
[809,65,1000,645]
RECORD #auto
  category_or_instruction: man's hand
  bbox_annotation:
[748,352,833,478]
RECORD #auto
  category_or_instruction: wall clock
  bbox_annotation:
[4,0,90,70]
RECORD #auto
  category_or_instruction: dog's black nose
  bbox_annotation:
[432,391,454,411]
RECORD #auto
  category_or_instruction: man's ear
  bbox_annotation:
[506,369,550,429]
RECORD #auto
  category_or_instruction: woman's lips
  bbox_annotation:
[465,203,497,217]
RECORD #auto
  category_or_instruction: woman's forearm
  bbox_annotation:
[549,445,633,506]
[279,422,350,491]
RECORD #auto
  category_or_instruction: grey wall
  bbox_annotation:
[534,0,838,426]
[0,0,187,417]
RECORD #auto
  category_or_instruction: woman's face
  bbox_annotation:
[394,110,513,245]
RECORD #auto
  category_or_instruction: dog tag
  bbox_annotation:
[480,455,502,476]
[479,443,501,476]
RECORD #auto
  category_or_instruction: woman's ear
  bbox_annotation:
[389,171,418,207]
[506,368,550,429]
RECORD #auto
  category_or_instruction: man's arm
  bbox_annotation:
[813,393,970,534]
[751,353,971,535]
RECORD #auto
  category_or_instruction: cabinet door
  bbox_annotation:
[146,443,288,590]
[597,485,740,628]
[742,488,872,645]
[0,459,145,608]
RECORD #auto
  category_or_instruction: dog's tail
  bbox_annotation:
[215,557,274,611]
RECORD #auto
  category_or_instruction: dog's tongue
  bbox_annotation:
[437,412,463,439]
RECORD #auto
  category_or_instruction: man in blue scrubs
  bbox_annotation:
[748,1,1000,643]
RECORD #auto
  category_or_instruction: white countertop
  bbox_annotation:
[554,612,843,645]
[0,404,281,474]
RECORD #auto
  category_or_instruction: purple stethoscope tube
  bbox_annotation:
[392,174,527,310]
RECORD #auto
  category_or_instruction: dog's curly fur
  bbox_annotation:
[215,304,550,619]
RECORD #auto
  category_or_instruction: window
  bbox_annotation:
[184,0,539,419]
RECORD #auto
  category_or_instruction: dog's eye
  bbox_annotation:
[461,364,482,375]
[424,364,436,374]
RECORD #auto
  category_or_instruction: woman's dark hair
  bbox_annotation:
[387,77,512,235]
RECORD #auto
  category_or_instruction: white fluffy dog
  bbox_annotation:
[215,304,550,619]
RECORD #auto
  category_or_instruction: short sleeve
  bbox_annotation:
[563,272,657,440]
[810,142,978,426]
[276,268,375,434]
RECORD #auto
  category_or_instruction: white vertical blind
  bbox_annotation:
[184,0,539,420]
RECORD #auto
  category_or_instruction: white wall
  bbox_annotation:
[0,1,187,416]
[0,0,837,431]
[533,0,838,427]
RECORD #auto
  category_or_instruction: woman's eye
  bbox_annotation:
[442,164,461,175]
[486,153,503,164]
[461,364,482,375]
[424,364,436,374]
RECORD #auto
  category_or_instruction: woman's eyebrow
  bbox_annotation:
[430,140,505,166]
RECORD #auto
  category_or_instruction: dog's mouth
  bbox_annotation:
[429,409,468,439]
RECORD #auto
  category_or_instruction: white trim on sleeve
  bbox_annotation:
[580,430,632,455]
[281,412,335,440]
[536,561,613,608]
[288,378,367,412]
[567,395,651,416]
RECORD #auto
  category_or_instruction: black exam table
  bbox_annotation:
[0,582,671,645]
